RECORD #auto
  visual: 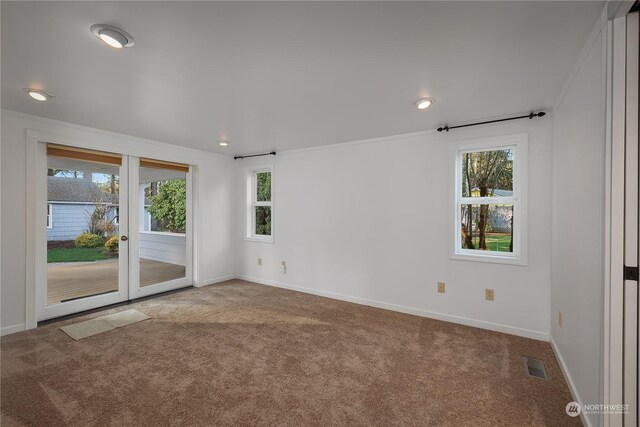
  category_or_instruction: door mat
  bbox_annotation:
[60,309,150,340]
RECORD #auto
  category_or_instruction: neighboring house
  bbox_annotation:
[47,176,155,241]
[47,177,119,241]
[468,188,513,233]
[469,188,513,197]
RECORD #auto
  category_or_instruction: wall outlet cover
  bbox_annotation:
[485,288,494,301]
[437,282,445,293]
[558,311,563,328]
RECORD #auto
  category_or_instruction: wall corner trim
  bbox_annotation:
[553,5,608,113]
[194,275,236,288]
[550,335,592,427]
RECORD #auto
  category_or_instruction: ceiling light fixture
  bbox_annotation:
[218,140,230,147]
[416,98,434,110]
[90,24,135,49]
[24,88,54,101]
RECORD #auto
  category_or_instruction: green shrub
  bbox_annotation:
[75,233,103,248]
[104,235,119,255]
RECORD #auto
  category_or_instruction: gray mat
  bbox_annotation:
[60,309,150,340]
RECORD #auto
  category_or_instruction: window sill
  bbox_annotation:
[245,235,274,244]
[450,252,527,266]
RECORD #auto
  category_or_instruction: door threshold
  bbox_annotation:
[37,286,193,327]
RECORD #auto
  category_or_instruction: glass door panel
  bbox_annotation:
[42,150,128,319]
[129,157,191,299]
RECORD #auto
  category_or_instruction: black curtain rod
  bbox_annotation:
[234,151,276,160]
[437,111,546,132]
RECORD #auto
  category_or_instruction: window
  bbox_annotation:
[246,165,273,242]
[454,134,527,264]
[113,207,119,225]
[47,204,53,228]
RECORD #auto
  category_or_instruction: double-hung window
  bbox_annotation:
[454,134,527,264]
[246,165,273,242]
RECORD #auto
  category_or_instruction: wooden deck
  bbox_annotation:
[47,259,186,305]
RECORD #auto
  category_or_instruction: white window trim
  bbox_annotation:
[451,133,528,266]
[114,206,119,226]
[245,164,274,243]
[47,204,53,229]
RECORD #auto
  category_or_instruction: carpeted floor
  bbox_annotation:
[1,280,579,426]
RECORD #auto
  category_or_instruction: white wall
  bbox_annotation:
[235,118,553,340]
[550,13,606,427]
[1,110,236,333]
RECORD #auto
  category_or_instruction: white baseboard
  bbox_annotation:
[195,274,236,287]
[550,335,590,427]
[1,275,549,343]
[236,275,549,341]
[1,323,25,336]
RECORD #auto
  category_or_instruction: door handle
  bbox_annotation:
[121,236,128,241]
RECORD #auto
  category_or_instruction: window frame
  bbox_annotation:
[113,206,119,226]
[452,133,528,265]
[245,164,274,243]
[47,203,53,229]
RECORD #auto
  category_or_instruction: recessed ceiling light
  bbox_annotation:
[24,88,54,101]
[90,24,135,49]
[416,98,434,110]
[218,140,230,147]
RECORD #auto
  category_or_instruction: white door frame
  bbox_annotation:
[25,129,198,327]
[607,14,626,427]
[606,8,639,426]
[623,12,638,426]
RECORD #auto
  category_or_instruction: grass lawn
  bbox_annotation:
[485,234,512,252]
[467,233,512,252]
[47,247,113,263]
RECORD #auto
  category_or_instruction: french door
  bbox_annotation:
[38,145,192,321]
[615,10,639,427]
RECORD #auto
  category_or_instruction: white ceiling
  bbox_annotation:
[2,1,603,155]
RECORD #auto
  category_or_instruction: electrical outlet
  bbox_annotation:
[485,288,494,301]
[558,311,563,328]
[258,258,263,266]
[281,261,286,274]
[437,282,445,293]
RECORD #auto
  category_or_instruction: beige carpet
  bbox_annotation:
[1,280,579,426]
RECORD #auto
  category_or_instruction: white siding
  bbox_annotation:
[47,203,118,241]
[139,231,186,265]
[47,203,93,241]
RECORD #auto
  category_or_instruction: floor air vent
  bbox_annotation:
[524,357,547,379]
